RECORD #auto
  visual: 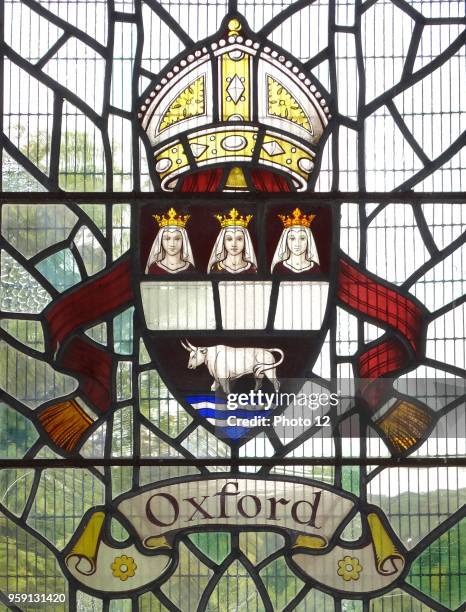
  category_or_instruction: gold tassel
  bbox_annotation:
[38,400,94,451]
[377,400,432,453]
[225,167,248,189]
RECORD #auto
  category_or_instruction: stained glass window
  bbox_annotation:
[0,1,465,611]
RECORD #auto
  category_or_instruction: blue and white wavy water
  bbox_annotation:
[186,394,271,440]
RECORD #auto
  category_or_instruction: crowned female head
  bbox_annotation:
[208,208,257,274]
[145,208,195,274]
[271,208,320,273]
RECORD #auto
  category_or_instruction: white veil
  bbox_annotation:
[145,226,195,273]
[207,226,257,272]
[270,226,319,272]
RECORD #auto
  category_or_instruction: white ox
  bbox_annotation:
[181,340,284,394]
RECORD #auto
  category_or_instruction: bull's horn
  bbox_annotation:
[180,339,196,352]
[180,339,191,352]
[184,338,196,351]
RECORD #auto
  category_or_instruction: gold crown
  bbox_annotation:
[215,208,252,228]
[153,208,190,228]
[138,14,331,192]
[278,208,316,228]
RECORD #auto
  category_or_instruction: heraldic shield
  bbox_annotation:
[135,14,335,442]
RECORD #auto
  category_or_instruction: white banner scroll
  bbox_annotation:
[65,476,404,595]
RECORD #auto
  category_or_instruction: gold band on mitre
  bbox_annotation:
[215,208,252,228]
[278,208,316,228]
[153,207,190,228]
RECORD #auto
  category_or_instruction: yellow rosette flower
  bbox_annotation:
[111,555,137,581]
[337,555,363,581]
